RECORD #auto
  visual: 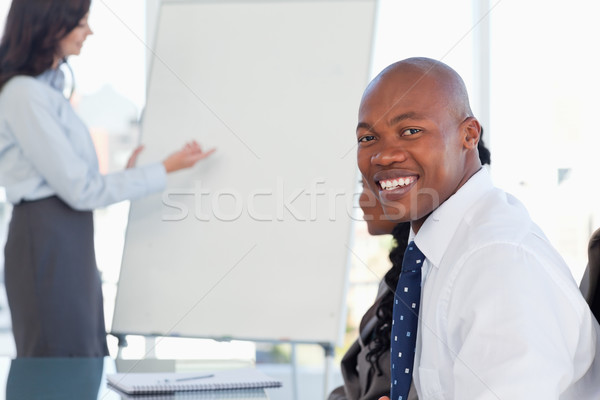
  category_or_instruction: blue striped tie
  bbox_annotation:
[390,241,425,400]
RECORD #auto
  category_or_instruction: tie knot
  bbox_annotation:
[402,241,425,272]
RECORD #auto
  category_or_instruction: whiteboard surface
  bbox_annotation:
[112,0,375,344]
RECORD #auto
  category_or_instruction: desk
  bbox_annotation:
[0,358,269,399]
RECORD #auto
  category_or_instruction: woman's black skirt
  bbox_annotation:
[4,196,108,357]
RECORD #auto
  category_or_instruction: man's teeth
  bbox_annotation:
[379,177,415,190]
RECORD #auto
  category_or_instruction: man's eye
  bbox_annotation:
[358,135,375,143]
[401,128,421,136]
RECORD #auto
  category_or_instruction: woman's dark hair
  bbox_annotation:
[365,222,410,374]
[0,0,90,89]
[365,127,491,374]
[477,127,491,166]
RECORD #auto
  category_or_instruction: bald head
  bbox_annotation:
[365,57,474,125]
[356,57,482,232]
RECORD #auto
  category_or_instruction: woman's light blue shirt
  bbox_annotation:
[0,68,166,210]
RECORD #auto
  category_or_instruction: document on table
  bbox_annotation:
[107,367,281,395]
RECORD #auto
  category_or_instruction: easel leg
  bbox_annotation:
[115,334,127,359]
[322,343,334,399]
[291,342,299,400]
[144,336,157,358]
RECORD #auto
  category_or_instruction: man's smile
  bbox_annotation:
[378,175,417,190]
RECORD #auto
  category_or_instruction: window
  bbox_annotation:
[489,0,599,281]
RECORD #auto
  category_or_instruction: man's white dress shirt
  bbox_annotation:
[412,168,600,399]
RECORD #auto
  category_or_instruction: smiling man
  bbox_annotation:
[357,58,600,399]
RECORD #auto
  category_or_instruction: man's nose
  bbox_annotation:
[371,145,408,166]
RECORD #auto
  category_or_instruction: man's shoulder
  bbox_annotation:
[466,187,535,240]
[435,187,570,292]
[449,187,559,266]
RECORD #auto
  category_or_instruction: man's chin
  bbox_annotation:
[381,204,411,222]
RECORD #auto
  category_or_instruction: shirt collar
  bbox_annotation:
[36,68,65,92]
[413,167,494,267]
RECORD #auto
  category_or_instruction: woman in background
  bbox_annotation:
[329,132,490,399]
[0,0,215,357]
[328,185,413,400]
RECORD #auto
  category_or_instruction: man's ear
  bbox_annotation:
[462,117,481,150]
